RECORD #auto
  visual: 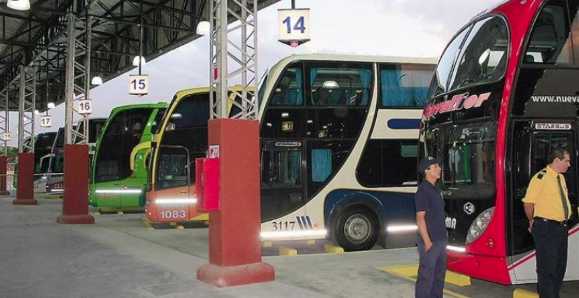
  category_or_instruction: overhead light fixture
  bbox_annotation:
[132,56,146,67]
[34,109,40,115]
[91,76,103,86]
[196,21,210,35]
[47,102,56,109]
[7,0,30,11]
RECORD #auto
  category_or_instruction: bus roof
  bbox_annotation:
[171,84,248,101]
[109,102,168,115]
[270,53,437,71]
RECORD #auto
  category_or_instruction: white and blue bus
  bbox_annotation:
[258,54,435,251]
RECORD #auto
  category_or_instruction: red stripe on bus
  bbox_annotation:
[507,225,579,271]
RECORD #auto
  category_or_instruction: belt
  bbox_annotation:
[534,217,568,227]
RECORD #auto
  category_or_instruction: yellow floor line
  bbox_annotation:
[278,246,298,256]
[513,288,538,298]
[323,244,344,255]
[379,265,471,298]
[191,213,209,221]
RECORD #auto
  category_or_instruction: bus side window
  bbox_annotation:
[525,1,579,65]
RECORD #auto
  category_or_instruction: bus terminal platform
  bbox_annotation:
[1,197,578,298]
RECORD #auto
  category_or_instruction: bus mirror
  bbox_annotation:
[322,80,340,89]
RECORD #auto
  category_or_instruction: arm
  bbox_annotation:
[416,211,432,252]
[522,175,540,232]
[524,203,535,232]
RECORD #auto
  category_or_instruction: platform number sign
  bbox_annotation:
[129,75,149,95]
[77,100,92,115]
[278,8,310,47]
[40,115,52,128]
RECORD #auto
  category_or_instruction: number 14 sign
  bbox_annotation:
[129,75,149,95]
[278,8,310,47]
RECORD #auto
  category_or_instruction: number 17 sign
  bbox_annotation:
[278,8,310,47]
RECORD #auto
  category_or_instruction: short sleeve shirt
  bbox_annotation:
[415,181,448,241]
[522,166,573,221]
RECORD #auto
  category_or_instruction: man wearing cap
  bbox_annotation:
[415,157,447,298]
[523,148,573,298]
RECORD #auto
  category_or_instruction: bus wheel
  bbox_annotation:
[335,208,378,251]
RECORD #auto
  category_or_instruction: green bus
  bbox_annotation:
[89,102,167,212]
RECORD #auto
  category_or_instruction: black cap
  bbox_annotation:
[418,156,440,174]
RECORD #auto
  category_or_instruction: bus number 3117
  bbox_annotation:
[272,221,296,231]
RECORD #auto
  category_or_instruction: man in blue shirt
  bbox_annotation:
[415,157,447,298]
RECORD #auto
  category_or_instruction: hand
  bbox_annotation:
[424,240,433,253]
[528,219,534,233]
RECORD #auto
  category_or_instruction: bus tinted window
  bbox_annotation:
[380,64,433,107]
[357,140,418,187]
[262,150,302,187]
[430,26,470,96]
[450,16,508,90]
[270,66,303,105]
[442,122,496,200]
[95,108,152,182]
[310,66,372,106]
[156,146,189,189]
[311,149,332,182]
[524,0,579,65]
[167,95,209,130]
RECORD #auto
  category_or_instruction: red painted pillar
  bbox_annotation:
[13,152,36,205]
[0,156,10,195]
[57,144,94,224]
[197,119,274,287]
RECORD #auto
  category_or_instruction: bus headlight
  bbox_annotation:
[466,207,494,244]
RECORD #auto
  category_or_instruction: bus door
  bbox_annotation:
[260,140,306,223]
[510,120,578,257]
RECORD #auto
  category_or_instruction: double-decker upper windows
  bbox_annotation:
[524,0,579,65]
[430,27,470,96]
[450,17,508,90]
[380,63,433,107]
[429,16,508,97]
[270,66,303,106]
[310,66,372,106]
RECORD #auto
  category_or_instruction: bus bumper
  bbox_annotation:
[447,250,511,285]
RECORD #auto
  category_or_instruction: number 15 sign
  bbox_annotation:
[129,75,149,95]
[278,8,310,47]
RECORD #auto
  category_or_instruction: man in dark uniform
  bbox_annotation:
[523,148,573,298]
[415,157,447,298]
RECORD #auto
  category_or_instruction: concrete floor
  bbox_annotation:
[1,196,578,298]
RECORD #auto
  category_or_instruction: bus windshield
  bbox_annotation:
[94,108,154,183]
[156,94,209,190]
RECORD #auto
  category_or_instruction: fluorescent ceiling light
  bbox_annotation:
[7,0,30,11]
[91,76,103,86]
[132,56,146,66]
[196,21,210,35]
[47,102,56,109]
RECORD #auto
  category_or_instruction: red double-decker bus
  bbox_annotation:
[420,0,579,284]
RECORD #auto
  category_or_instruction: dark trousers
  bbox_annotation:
[415,239,447,298]
[532,219,568,298]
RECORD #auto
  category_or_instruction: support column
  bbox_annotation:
[0,87,10,195]
[58,10,94,224]
[14,66,37,205]
[198,0,269,286]
[197,119,273,287]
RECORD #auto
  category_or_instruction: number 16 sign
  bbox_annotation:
[278,8,310,47]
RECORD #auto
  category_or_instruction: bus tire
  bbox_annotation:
[334,207,379,251]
